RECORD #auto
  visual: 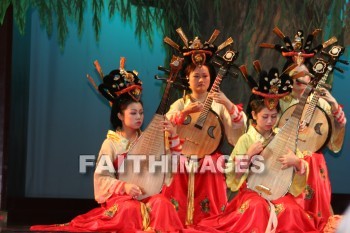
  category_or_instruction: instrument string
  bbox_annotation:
[196,72,224,127]
[304,71,329,124]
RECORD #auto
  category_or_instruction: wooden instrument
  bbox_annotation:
[177,50,238,158]
[278,66,332,152]
[118,56,183,200]
[279,104,331,153]
[278,45,345,152]
[248,45,346,200]
[247,85,313,201]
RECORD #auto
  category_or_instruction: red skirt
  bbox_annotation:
[295,152,332,230]
[162,153,228,226]
[191,187,319,233]
[30,194,183,232]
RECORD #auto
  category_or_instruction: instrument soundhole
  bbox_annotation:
[314,122,323,135]
[183,115,191,125]
[207,126,216,139]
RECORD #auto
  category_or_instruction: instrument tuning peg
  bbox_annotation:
[212,60,222,67]
[158,66,170,73]
[321,50,330,57]
[338,59,349,65]
[333,66,344,73]
[154,75,167,80]
[320,83,332,90]
[172,82,188,90]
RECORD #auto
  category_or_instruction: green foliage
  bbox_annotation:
[0,0,349,58]
[12,0,30,34]
[32,0,53,37]
[92,0,104,42]
[73,0,87,36]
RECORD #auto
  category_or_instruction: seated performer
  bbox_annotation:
[162,28,246,226]
[193,66,319,232]
[30,57,183,232]
[261,28,347,229]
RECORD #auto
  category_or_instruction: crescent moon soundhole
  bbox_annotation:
[208,126,216,139]
[183,115,191,125]
[314,123,323,135]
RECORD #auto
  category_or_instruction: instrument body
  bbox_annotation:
[118,56,183,200]
[247,86,312,201]
[278,103,331,152]
[178,108,223,157]
[176,80,225,158]
[278,58,334,153]
[119,114,168,200]
[248,45,344,200]
[177,50,238,158]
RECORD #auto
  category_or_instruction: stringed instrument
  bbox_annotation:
[247,85,313,200]
[278,45,345,153]
[176,50,238,158]
[118,56,183,200]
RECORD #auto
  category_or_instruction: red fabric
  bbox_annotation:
[145,194,184,232]
[235,103,243,112]
[273,194,319,232]
[162,153,228,226]
[189,187,319,233]
[193,189,270,233]
[295,152,332,231]
[30,195,143,232]
[30,194,183,232]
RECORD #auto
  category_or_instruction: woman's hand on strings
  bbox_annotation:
[125,183,142,199]
[278,148,300,169]
[208,89,232,110]
[183,101,203,115]
[246,141,264,160]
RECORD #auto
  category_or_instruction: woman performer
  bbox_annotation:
[193,67,319,233]
[280,62,346,230]
[261,28,346,229]
[162,30,247,225]
[31,57,184,232]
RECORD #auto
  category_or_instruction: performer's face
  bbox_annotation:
[188,65,211,94]
[118,102,144,130]
[253,107,278,133]
[291,64,311,94]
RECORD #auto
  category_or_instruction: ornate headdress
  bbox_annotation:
[163,27,236,89]
[87,57,143,105]
[164,27,234,65]
[260,27,337,67]
[240,61,293,110]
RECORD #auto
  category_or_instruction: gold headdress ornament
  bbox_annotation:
[86,57,143,106]
[240,60,293,110]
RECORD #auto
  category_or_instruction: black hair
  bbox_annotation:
[246,95,281,126]
[110,97,143,130]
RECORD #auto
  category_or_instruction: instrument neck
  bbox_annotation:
[279,85,313,137]
[156,78,173,115]
[303,70,330,124]
[195,68,226,128]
